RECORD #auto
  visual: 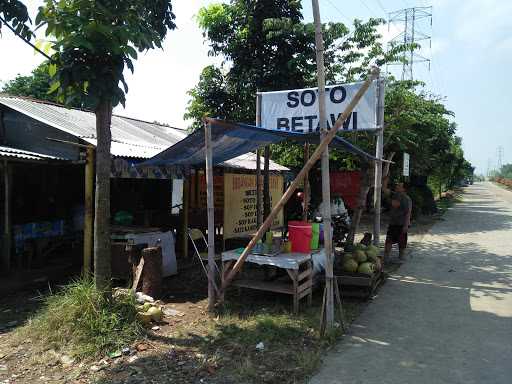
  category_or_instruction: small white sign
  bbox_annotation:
[403,153,410,177]
[259,80,378,133]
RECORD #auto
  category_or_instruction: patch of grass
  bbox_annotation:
[190,301,352,384]
[21,278,143,359]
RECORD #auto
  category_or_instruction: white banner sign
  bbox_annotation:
[403,153,410,177]
[259,80,378,133]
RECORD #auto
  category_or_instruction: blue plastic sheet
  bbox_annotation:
[143,118,377,167]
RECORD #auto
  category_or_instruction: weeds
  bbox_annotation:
[21,278,143,359]
[187,301,355,383]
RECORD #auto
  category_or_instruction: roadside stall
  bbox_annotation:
[143,94,381,313]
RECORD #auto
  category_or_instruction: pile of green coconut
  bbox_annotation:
[136,302,163,325]
[342,243,381,275]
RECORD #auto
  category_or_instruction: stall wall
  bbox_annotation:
[330,171,360,210]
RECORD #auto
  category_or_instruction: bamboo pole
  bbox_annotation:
[83,146,94,276]
[205,121,216,311]
[256,93,263,227]
[312,0,335,330]
[373,77,385,245]
[182,169,190,258]
[220,67,380,293]
[302,143,310,221]
[263,146,270,221]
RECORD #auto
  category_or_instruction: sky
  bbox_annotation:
[0,0,510,174]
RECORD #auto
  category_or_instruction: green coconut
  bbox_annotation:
[355,243,367,251]
[142,302,153,312]
[366,248,379,261]
[367,245,379,254]
[354,250,367,263]
[344,243,355,253]
[146,306,163,322]
[358,262,375,275]
[343,258,359,273]
[137,312,152,325]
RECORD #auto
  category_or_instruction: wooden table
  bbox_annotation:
[221,250,313,313]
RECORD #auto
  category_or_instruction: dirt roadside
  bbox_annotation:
[0,197,454,384]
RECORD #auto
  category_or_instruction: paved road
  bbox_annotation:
[310,182,512,384]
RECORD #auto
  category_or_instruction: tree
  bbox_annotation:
[186,0,403,130]
[0,0,32,40]
[1,62,85,108]
[36,0,176,291]
[498,164,512,179]
[186,0,409,245]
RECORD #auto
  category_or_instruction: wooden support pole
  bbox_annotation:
[83,146,94,276]
[182,169,190,258]
[2,160,11,272]
[263,145,270,221]
[302,143,310,221]
[219,68,380,293]
[205,121,216,311]
[256,93,263,228]
[312,0,334,330]
[373,77,385,246]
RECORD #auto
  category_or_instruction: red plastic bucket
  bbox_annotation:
[288,221,312,253]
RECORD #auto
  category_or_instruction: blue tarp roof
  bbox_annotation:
[143,118,377,167]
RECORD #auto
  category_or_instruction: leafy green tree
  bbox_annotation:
[186,0,402,130]
[0,0,33,40]
[36,0,176,290]
[2,63,53,100]
[185,0,409,244]
[1,62,85,108]
[497,164,512,179]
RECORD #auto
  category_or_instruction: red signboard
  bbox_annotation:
[330,171,361,210]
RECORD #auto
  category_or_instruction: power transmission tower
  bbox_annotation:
[497,146,504,171]
[387,6,432,81]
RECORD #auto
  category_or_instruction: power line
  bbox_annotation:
[373,0,387,15]
[323,0,353,24]
[358,0,382,18]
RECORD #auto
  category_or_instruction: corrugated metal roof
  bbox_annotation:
[0,145,67,161]
[0,95,287,171]
[0,95,187,159]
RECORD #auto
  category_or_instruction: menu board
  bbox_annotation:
[223,173,284,239]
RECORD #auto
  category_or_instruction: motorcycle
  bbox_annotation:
[313,211,351,248]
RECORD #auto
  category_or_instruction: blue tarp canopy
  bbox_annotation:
[143,118,377,167]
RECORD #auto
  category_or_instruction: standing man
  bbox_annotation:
[383,182,412,263]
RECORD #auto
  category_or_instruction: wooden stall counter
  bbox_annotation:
[221,249,313,314]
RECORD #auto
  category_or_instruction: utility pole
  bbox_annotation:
[387,6,432,81]
[311,0,334,331]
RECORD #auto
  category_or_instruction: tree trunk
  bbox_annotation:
[381,151,396,192]
[346,162,373,245]
[94,99,112,292]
